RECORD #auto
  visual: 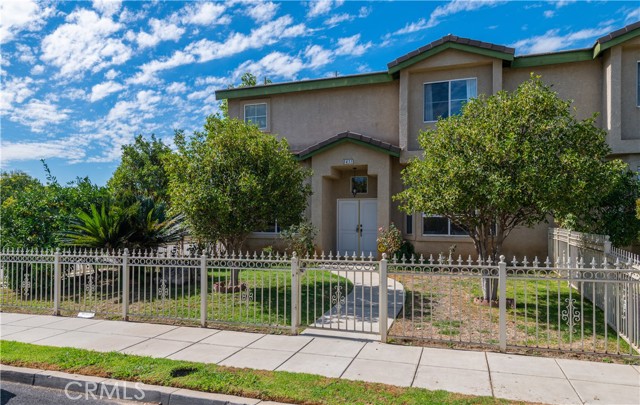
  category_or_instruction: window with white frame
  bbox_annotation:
[424,78,477,122]
[244,103,267,129]
[422,214,467,236]
[405,214,413,235]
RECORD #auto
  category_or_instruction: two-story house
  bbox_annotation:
[215,22,640,259]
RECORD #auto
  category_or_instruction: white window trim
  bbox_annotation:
[244,102,268,130]
[423,77,477,123]
[421,213,468,237]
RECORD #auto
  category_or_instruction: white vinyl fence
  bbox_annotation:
[549,228,640,353]
[1,246,638,359]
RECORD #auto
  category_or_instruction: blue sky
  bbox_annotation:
[1,0,639,186]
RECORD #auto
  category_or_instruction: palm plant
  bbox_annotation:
[62,204,130,249]
[127,198,186,249]
[62,198,186,250]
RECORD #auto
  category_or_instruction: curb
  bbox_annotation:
[0,364,288,405]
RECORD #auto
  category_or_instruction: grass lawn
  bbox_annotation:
[1,268,353,331]
[0,340,527,405]
[389,272,638,361]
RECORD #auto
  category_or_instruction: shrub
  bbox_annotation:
[377,224,402,257]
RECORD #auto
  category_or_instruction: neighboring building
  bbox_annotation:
[216,22,640,259]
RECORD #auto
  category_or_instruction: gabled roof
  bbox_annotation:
[295,131,401,161]
[216,22,640,100]
[387,34,515,74]
[593,20,640,57]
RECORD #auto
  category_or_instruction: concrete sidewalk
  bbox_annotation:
[1,312,639,405]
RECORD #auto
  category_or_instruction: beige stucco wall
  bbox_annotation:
[620,38,640,141]
[228,82,399,151]
[402,50,495,151]
[503,59,603,123]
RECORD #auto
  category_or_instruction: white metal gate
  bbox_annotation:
[294,253,389,336]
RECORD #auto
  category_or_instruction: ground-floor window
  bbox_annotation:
[254,220,281,234]
[405,214,413,235]
[422,214,467,236]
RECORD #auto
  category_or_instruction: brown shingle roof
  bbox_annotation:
[295,131,401,160]
[387,34,515,69]
[596,21,640,44]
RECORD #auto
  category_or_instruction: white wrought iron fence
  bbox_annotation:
[1,247,638,359]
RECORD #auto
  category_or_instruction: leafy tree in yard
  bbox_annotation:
[107,134,172,205]
[561,164,640,246]
[165,116,311,285]
[395,76,623,302]
[0,165,109,249]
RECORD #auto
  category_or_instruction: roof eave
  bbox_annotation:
[387,42,514,75]
[216,72,394,100]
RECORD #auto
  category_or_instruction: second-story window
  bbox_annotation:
[244,103,267,130]
[424,78,477,122]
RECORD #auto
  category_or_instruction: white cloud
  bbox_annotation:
[40,9,131,78]
[186,16,307,62]
[510,25,614,55]
[16,44,37,63]
[195,76,227,86]
[107,90,161,122]
[128,51,195,85]
[544,10,555,18]
[1,139,87,163]
[9,99,71,132]
[166,82,187,94]
[553,0,576,9]
[89,80,124,102]
[304,44,333,69]
[391,0,503,37]
[235,52,305,81]
[358,6,371,18]
[128,15,307,84]
[0,76,36,111]
[105,69,118,80]
[92,0,122,16]
[246,1,279,23]
[335,34,371,56]
[324,13,353,27]
[30,65,45,75]
[626,8,640,23]
[61,88,87,100]
[307,0,344,18]
[136,18,185,49]
[0,0,54,43]
[180,2,230,26]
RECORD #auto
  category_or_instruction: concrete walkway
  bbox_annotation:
[307,268,404,334]
[1,312,639,405]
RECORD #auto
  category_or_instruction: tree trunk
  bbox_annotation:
[474,222,502,302]
[230,267,241,286]
[482,277,498,302]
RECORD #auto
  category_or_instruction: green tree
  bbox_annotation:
[0,165,109,249]
[165,116,311,284]
[395,76,619,302]
[561,162,640,246]
[107,134,172,204]
[219,73,271,118]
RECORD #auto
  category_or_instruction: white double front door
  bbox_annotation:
[337,199,377,256]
